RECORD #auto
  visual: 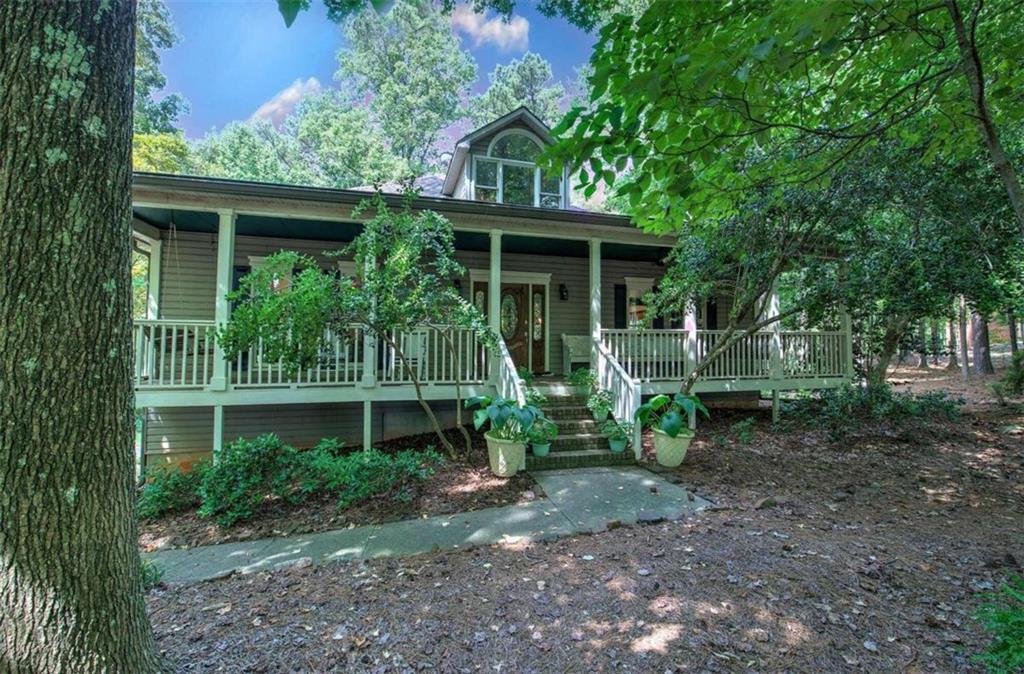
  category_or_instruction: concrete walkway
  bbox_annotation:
[145,467,709,584]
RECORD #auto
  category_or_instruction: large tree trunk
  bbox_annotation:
[971,311,996,375]
[930,319,941,365]
[959,297,970,380]
[0,3,161,671]
[946,0,1024,238]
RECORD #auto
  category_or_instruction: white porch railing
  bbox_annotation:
[596,338,642,458]
[380,326,489,386]
[781,331,846,379]
[133,320,216,389]
[600,328,849,383]
[232,326,365,388]
[495,336,526,404]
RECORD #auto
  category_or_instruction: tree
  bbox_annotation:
[134,0,187,133]
[288,92,408,187]
[553,0,1024,237]
[336,0,477,170]
[0,2,161,670]
[191,119,318,185]
[133,131,191,173]
[471,52,565,127]
[219,196,495,459]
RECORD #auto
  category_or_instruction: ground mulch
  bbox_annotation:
[146,369,1023,672]
[139,428,537,552]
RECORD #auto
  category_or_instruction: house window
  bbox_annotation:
[472,130,564,209]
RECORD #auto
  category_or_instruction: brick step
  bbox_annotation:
[527,449,635,471]
[552,433,612,451]
[554,419,601,433]
[542,406,592,420]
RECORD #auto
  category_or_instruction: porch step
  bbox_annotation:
[527,449,635,471]
[554,418,601,434]
[543,405,591,420]
[552,432,611,452]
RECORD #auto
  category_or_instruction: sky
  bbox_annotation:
[160,1,597,140]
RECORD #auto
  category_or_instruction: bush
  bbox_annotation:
[197,434,310,526]
[974,576,1024,673]
[730,417,755,444]
[788,383,962,440]
[1001,352,1024,396]
[137,462,207,520]
[301,446,444,508]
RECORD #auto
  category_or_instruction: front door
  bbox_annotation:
[473,281,546,373]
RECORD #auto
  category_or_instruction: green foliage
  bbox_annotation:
[198,434,308,526]
[635,393,709,438]
[524,386,548,407]
[135,0,188,133]
[729,417,756,445]
[132,132,191,174]
[551,0,1024,231]
[300,446,443,508]
[586,388,613,421]
[140,559,164,591]
[471,52,565,127]
[568,367,597,390]
[526,417,559,445]
[974,576,1024,674]
[600,419,634,443]
[1001,352,1024,396]
[790,384,962,441]
[337,0,477,169]
[190,120,318,186]
[465,395,545,443]
[516,366,534,385]
[137,461,207,520]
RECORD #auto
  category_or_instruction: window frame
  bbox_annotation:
[471,129,565,209]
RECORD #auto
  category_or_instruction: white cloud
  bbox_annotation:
[250,77,322,127]
[451,5,528,52]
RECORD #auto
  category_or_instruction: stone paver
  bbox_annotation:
[145,467,708,584]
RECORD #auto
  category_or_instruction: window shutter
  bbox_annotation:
[614,284,627,329]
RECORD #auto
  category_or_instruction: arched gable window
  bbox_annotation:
[473,130,563,208]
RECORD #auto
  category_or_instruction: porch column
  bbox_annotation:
[488,230,502,380]
[766,280,783,422]
[212,404,224,459]
[683,300,698,380]
[210,209,236,391]
[146,237,162,319]
[589,238,602,375]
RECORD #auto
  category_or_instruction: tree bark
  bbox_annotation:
[930,319,941,365]
[868,315,909,385]
[959,296,970,381]
[946,0,1024,238]
[971,311,996,375]
[946,318,959,370]
[916,323,929,369]
[0,2,162,671]
[1008,311,1019,354]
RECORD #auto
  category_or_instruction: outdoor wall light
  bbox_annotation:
[559,284,569,301]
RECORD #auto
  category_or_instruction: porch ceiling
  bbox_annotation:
[134,207,671,262]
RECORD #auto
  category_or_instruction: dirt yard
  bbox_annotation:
[139,428,537,551]
[146,368,1023,672]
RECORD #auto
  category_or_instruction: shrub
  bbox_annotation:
[137,462,207,520]
[789,383,962,440]
[587,389,614,421]
[569,367,597,391]
[1001,352,1024,396]
[197,434,308,526]
[140,559,164,591]
[301,446,444,508]
[974,576,1024,674]
[729,417,755,444]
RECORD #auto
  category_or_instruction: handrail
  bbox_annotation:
[596,338,642,459]
[495,336,526,405]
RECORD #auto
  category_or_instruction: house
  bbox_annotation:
[131,107,851,471]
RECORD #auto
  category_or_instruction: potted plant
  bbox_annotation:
[569,367,597,395]
[526,417,558,456]
[634,393,709,467]
[601,419,634,453]
[465,395,544,476]
[587,389,613,421]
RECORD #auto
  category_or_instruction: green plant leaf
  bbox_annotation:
[659,411,684,438]
[277,0,304,27]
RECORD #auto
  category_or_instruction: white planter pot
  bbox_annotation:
[485,432,525,477]
[653,428,694,467]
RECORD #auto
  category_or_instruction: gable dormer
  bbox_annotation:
[441,107,569,209]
